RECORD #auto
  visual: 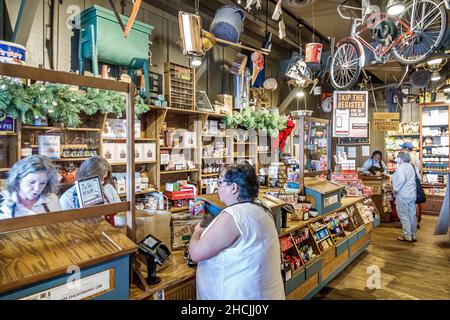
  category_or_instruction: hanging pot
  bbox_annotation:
[410,70,431,89]
[209,5,246,45]
[305,43,323,65]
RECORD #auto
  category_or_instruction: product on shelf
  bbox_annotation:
[355,200,376,224]
[298,243,317,264]
[346,205,361,228]
[323,214,346,244]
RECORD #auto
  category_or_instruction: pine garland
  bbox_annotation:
[0,78,151,127]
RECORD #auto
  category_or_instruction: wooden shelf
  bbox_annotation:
[118,189,157,197]
[201,173,220,177]
[234,142,257,145]
[148,105,211,116]
[387,134,420,137]
[55,158,89,162]
[160,147,198,150]
[0,168,10,172]
[234,155,257,158]
[0,131,17,136]
[202,156,232,160]
[109,161,157,166]
[102,137,157,142]
[169,206,189,213]
[202,135,230,138]
[160,169,199,174]
[22,126,101,132]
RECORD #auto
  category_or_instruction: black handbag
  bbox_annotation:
[412,164,426,204]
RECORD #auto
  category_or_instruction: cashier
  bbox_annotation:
[0,155,61,219]
[362,150,388,175]
[60,156,121,210]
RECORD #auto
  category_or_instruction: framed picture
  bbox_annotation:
[75,176,105,208]
[195,91,214,112]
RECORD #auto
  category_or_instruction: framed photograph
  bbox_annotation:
[75,176,105,208]
[195,91,214,112]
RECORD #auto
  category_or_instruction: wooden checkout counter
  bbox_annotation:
[0,216,137,300]
[129,188,380,300]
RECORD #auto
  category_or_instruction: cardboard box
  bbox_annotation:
[135,144,145,161]
[178,131,197,148]
[142,143,156,161]
[136,209,172,247]
[217,94,232,115]
[103,143,117,162]
[172,214,203,250]
[116,143,127,162]
[38,135,61,159]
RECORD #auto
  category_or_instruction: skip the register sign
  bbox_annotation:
[333,91,368,138]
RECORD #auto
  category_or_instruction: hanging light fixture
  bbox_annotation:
[191,56,202,67]
[387,0,405,16]
[296,90,305,98]
[431,70,441,82]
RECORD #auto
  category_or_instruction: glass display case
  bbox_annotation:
[293,116,331,176]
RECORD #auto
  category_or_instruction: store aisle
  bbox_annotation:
[315,215,450,300]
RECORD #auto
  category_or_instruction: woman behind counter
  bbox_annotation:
[0,155,61,219]
[362,150,388,175]
[60,156,120,210]
[188,163,285,300]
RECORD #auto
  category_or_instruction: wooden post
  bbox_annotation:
[298,115,305,194]
[126,83,137,243]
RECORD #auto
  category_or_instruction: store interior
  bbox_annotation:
[0,0,449,300]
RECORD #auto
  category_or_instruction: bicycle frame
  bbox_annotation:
[337,0,447,65]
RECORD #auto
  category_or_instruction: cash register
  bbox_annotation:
[138,234,171,285]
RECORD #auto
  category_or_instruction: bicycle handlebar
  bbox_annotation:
[337,5,363,21]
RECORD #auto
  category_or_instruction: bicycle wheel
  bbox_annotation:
[392,0,447,65]
[330,39,362,90]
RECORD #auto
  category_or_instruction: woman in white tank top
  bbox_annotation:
[189,164,285,300]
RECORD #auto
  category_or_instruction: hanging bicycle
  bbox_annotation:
[330,0,448,90]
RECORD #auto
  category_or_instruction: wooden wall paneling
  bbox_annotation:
[168,20,188,67]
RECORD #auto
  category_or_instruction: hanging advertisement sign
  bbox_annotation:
[333,91,368,138]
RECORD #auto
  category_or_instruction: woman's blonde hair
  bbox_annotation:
[7,155,58,194]
[77,156,114,185]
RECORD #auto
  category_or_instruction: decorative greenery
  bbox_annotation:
[0,77,33,121]
[224,108,288,137]
[134,95,150,117]
[0,77,151,127]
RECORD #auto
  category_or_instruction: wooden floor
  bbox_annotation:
[314,215,450,300]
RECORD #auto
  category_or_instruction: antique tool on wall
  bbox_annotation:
[108,0,126,32]
[230,52,248,75]
[123,0,142,38]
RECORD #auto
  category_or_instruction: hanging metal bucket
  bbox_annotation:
[209,5,246,45]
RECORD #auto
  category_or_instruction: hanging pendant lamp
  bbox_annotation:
[387,0,405,16]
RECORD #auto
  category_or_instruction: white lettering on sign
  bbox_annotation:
[20,269,113,300]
